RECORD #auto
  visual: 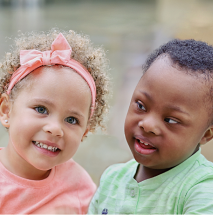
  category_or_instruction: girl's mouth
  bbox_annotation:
[134,138,157,155]
[32,141,60,152]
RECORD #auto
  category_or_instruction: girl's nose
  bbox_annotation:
[43,120,64,137]
[138,116,161,135]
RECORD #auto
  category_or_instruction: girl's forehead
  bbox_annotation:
[14,66,92,106]
[12,66,92,117]
[32,66,91,91]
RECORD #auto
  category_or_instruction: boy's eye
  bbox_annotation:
[136,101,146,111]
[164,118,178,124]
[35,106,48,114]
[65,117,78,125]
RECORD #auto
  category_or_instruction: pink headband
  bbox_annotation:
[7,33,96,118]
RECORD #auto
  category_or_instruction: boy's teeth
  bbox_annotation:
[33,141,58,152]
[139,140,149,146]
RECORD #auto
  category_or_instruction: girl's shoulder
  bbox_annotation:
[55,158,95,182]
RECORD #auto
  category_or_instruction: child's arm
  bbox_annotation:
[183,177,213,214]
[87,165,115,214]
[88,186,101,214]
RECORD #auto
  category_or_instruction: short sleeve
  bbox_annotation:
[183,178,213,214]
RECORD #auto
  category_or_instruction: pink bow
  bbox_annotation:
[7,33,96,118]
[20,33,71,67]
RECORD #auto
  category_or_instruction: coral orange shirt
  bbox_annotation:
[0,155,96,214]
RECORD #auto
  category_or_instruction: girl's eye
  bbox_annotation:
[35,106,48,114]
[164,118,178,124]
[136,101,146,111]
[65,117,78,125]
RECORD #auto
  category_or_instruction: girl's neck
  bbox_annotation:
[0,146,51,180]
[134,164,171,183]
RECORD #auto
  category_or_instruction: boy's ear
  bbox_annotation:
[200,126,213,145]
[0,93,11,128]
[81,126,90,142]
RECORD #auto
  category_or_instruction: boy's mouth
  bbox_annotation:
[134,138,157,155]
[32,141,60,152]
[136,139,156,149]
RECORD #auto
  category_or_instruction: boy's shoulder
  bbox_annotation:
[188,152,213,181]
[100,159,137,183]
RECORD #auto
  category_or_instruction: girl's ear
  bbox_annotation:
[0,93,11,128]
[81,126,90,142]
[200,126,213,145]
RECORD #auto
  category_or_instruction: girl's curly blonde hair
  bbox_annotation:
[0,29,110,132]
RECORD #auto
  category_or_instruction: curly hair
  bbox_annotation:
[142,39,213,124]
[0,29,111,132]
[143,39,213,76]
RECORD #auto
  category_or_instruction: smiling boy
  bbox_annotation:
[88,39,213,214]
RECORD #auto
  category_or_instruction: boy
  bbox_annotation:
[88,39,213,214]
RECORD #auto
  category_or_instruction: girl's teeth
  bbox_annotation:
[48,146,53,150]
[33,141,58,152]
[43,145,48,149]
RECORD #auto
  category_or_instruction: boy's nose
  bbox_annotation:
[43,120,64,137]
[138,116,161,135]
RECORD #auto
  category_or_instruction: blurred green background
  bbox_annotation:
[0,0,213,185]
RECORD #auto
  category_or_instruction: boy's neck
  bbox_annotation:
[134,165,172,183]
[134,146,200,183]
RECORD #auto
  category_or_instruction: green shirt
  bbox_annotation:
[88,149,213,214]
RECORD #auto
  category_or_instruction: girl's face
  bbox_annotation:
[1,66,91,178]
[125,57,213,170]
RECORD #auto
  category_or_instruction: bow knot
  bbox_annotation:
[42,51,51,66]
[20,34,72,67]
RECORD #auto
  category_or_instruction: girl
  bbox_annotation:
[0,29,110,214]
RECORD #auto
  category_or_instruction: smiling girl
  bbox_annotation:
[0,29,110,214]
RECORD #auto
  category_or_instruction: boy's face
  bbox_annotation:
[125,57,213,170]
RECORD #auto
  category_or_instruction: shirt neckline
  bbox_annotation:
[0,156,56,188]
[131,148,201,186]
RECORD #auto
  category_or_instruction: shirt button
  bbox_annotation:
[131,189,135,197]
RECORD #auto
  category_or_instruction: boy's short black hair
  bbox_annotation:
[143,39,213,125]
[143,39,213,76]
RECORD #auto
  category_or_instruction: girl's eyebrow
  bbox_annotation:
[31,98,85,118]
[31,98,55,106]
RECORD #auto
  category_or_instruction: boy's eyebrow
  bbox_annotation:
[31,98,85,118]
[140,91,153,102]
[166,105,190,116]
[140,91,190,116]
